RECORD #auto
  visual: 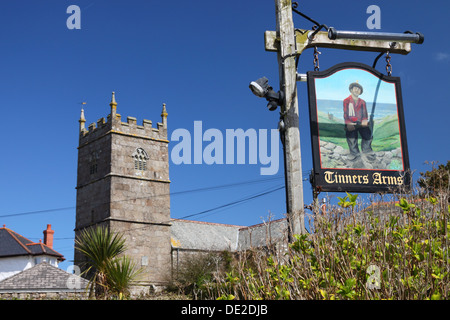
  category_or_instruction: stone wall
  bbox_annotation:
[110,220,171,286]
[0,291,88,300]
[319,140,403,170]
[237,218,288,250]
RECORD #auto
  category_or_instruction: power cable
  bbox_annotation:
[30,184,286,242]
[174,185,285,221]
[113,184,286,235]
[0,207,74,219]
[0,175,286,219]
[190,183,287,221]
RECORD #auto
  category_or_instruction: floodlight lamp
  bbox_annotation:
[249,77,284,111]
[265,89,284,112]
[267,100,279,111]
[249,77,270,98]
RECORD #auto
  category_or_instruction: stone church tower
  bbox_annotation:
[74,93,171,287]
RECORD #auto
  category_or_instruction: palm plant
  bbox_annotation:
[75,225,141,299]
[106,256,143,299]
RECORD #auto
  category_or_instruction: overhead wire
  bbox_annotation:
[8,182,289,250]
[0,173,307,239]
[174,185,285,221]
[109,183,286,235]
[0,207,75,219]
[72,183,286,241]
[0,174,293,219]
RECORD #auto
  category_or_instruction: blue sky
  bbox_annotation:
[0,0,448,271]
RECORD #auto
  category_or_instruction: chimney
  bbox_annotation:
[43,224,55,249]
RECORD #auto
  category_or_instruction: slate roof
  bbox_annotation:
[170,218,288,251]
[0,226,64,261]
[171,219,242,251]
[0,262,89,293]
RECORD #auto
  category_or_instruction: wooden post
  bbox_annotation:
[275,0,306,239]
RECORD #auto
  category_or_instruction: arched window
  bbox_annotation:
[132,148,149,171]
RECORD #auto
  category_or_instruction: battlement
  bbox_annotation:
[78,93,168,147]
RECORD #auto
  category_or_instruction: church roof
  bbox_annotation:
[170,218,288,251]
[0,226,64,261]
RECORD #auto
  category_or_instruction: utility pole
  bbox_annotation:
[275,0,306,238]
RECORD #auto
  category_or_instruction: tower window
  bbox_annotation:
[132,148,149,171]
[89,152,99,175]
[90,162,98,174]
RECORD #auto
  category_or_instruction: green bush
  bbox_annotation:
[171,251,232,299]
[201,192,449,300]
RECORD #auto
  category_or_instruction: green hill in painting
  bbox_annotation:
[316,110,401,152]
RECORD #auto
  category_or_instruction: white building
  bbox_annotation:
[0,224,65,281]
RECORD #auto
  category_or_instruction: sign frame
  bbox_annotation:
[307,62,411,193]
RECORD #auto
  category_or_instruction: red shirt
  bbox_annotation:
[343,95,368,124]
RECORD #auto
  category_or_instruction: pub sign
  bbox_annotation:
[307,62,411,193]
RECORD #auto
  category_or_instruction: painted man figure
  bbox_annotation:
[343,82,376,163]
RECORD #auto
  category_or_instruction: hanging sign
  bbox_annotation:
[307,62,411,193]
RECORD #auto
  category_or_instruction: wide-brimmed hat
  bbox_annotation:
[349,82,363,94]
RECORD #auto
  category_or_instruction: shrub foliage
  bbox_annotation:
[187,192,449,300]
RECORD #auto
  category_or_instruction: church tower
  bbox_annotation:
[75,93,171,288]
